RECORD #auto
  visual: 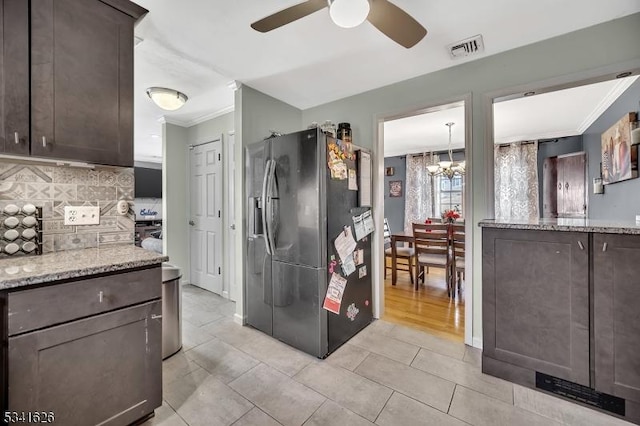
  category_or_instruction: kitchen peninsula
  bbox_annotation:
[480,218,640,424]
[0,246,167,425]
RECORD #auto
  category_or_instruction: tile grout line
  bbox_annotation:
[372,389,395,424]
[447,384,457,414]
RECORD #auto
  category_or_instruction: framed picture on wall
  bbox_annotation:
[385,167,395,176]
[389,180,402,197]
[601,112,638,184]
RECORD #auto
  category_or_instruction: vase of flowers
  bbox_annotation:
[441,208,461,224]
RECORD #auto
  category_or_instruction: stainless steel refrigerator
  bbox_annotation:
[246,128,373,358]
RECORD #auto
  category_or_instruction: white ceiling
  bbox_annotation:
[383,75,638,157]
[132,0,640,162]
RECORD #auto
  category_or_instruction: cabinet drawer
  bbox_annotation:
[8,266,161,336]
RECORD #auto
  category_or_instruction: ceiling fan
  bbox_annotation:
[251,0,427,49]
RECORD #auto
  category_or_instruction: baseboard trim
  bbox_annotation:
[473,337,483,349]
[233,313,245,325]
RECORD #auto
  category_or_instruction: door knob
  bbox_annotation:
[189,220,195,226]
[230,224,236,230]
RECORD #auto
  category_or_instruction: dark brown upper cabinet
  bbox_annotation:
[0,0,147,167]
[0,0,30,156]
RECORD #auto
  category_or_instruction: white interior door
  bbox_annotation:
[227,133,237,301]
[190,140,223,294]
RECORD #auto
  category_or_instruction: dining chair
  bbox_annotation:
[451,224,465,298]
[412,222,450,292]
[384,218,415,284]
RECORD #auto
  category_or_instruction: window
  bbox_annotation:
[435,175,464,217]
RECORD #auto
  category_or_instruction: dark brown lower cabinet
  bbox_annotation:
[482,228,590,385]
[483,227,640,424]
[594,233,640,403]
[8,300,162,426]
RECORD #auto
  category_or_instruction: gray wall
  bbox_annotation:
[585,77,640,220]
[300,13,640,343]
[162,122,189,282]
[383,156,406,233]
[537,136,584,213]
[188,112,234,145]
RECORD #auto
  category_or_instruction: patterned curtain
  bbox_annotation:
[404,154,438,235]
[494,142,539,219]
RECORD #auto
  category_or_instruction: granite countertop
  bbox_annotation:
[479,218,640,235]
[0,246,168,290]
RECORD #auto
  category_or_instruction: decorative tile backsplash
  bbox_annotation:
[0,159,135,253]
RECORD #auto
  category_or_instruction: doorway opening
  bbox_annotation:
[491,73,640,222]
[379,99,471,343]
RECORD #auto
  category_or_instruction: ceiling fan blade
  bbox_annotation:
[251,0,327,32]
[367,0,427,48]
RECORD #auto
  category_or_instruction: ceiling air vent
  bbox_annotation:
[447,35,484,60]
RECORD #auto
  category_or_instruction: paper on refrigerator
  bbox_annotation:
[323,273,347,315]
[334,226,357,263]
[352,210,374,241]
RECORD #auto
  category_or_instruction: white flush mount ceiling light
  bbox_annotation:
[328,0,370,28]
[146,87,188,111]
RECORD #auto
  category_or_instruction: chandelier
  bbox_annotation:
[426,122,465,179]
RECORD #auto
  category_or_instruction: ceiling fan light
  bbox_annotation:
[146,87,188,111]
[329,0,370,28]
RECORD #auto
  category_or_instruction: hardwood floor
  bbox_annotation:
[383,267,465,342]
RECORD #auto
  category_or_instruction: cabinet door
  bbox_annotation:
[594,233,640,403]
[0,0,29,155]
[31,0,134,166]
[482,228,590,385]
[8,300,162,426]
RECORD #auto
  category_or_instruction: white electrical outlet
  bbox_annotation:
[64,206,100,225]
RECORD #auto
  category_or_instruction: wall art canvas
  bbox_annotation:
[601,112,638,184]
[389,180,402,197]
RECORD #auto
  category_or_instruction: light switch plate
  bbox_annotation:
[64,206,100,225]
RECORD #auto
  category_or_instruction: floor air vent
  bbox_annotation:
[536,372,625,416]
[447,34,484,59]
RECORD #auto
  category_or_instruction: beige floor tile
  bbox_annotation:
[143,401,188,426]
[463,345,482,368]
[202,317,264,348]
[349,330,420,365]
[449,385,561,426]
[186,338,260,384]
[163,369,211,410]
[182,300,225,327]
[390,326,466,360]
[304,400,374,426]
[355,353,455,413]
[182,320,216,351]
[294,362,392,422]
[165,373,253,426]
[326,344,370,371]
[513,384,634,426]
[162,351,206,387]
[230,364,326,426]
[233,407,283,426]
[411,348,513,403]
[375,392,467,426]
[234,333,315,377]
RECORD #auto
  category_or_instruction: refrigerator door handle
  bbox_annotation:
[261,159,273,255]
[265,159,277,255]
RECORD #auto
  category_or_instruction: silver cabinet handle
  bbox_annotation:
[577,241,584,251]
[602,242,608,252]
[14,132,19,144]
[42,136,47,147]
[98,291,104,303]
[151,314,162,320]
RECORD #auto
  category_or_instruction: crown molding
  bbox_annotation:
[157,116,189,127]
[186,106,235,127]
[577,76,638,134]
[494,129,580,145]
